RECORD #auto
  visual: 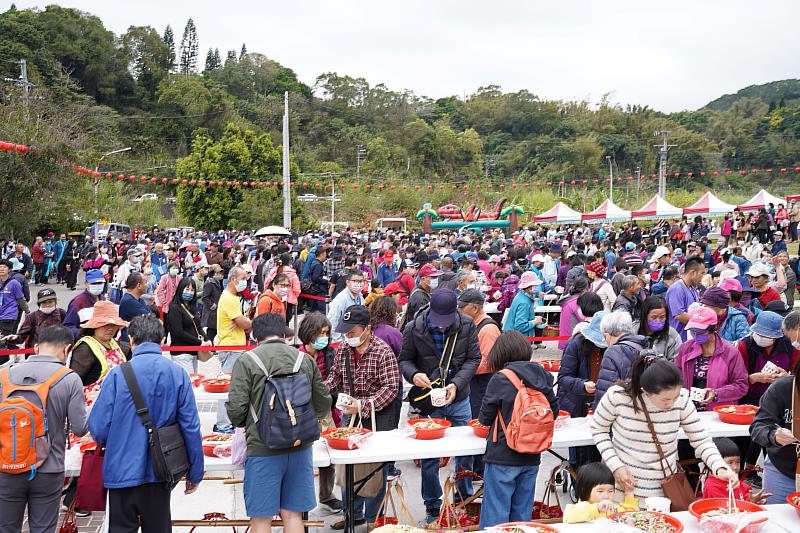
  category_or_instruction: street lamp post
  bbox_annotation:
[94,147,131,232]
[606,155,614,202]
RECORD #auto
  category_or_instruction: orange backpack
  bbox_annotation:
[0,366,71,478]
[492,368,554,454]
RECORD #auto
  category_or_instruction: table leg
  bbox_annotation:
[303,511,309,533]
[345,464,355,533]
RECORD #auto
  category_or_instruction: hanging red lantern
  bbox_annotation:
[726,170,732,175]
[570,180,575,185]
[365,184,370,190]
[243,181,249,187]
[767,168,773,173]
[751,168,758,174]
[687,172,693,177]
[673,172,680,177]
[712,171,718,176]
[499,184,505,189]
[559,181,565,186]
[463,184,469,189]
[150,177,157,183]
[651,174,657,179]
[795,167,800,172]
[700,172,705,177]
[427,185,432,190]
[161,178,167,184]
[178,179,185,185]
[302,182,308,187]
[199,179,206,186]
[535,181,541,187]
[511,183,517,189]
[129,175,137,181]
[272,181,278,186]
[546,181,552,186]
[105,172,112,180]
[651,175,657,180]
[593,179,599,184]
[606,178,611,182]
[476,184,481,189]
[14,144,29,154]
[232,181,239,187]
[139,176,147,182]
[582,180,588,184]
[739,170,746,175]
[189,179,196,185]
[487,183,493,189]
[224,181,231,187]
[117,174,125,181]
[780,168,787,173]
[616,178,622,182]
[280,182,285,187]
[414,185,420,190]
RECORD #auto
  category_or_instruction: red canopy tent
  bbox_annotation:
[737,189,786,212]
[581,199,631,222]
[533,202,582,224]
[786,194,800,203]
[682,192,736,216]
[631,195,682,219]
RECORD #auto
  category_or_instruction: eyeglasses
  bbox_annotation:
[275,283,291,289]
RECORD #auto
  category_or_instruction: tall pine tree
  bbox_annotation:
[226,50,237,63]
[239,43,247,60]
[204,48,221,71]
[179,18,199,75]
[163,25,176,72]
[214,48,221,68]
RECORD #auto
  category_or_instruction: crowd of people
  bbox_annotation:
[1,204,800,532]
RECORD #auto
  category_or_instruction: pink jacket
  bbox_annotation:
[558,294,583,350]
[675,334,749,408]
[264,266,300,305]
[156,273,182,313]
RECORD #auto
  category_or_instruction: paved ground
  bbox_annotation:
[20,275,568,532]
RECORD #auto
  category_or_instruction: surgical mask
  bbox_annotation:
[40,305,56,314]
[88,284,104,295]
[693,332,711,345]
[143,267,153,275]
[181,290,195,301]
[131,256,141,264]
[235,279,247,292]
[214,274,224,281]
[351,282,364,291]
[793,332,800,351]
[647,319,666,333]
[312,336,329,350]
[277,287,289,299]
[346,334,364,348]
[429,278,439,290]
[169,267,180,276]
[752,333,775,348]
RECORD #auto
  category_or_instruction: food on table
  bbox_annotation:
[793,495,800,506]
[718,406,755,414]
[203,377,230,385]
[413,420,445,430]
[371,525,426,533]
[202,434,233,444]
[619,512,678,533]
[327,427,364,439]
[701,508,741,517]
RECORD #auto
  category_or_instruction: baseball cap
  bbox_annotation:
[518,271,543,290]
[650,246,670,262]
[85,269,104,284]
[37,288,57,304]
[488,255,501,263]
[718,278,742,293]
[334,305,371,334]
[530,254,545,263]
[418,264,442,278]
[763,300,790,317]
[686,306,719,331]
[383,250,394,260]
[457,288,486,307]
[549,243,563,253]
[625,242,636,251]
[383,282,403,296]
[746,263,771,278]
[428,288,458,328]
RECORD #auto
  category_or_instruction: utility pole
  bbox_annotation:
[606,156,614,202]
[282,91,291,229]
[654,130,677,198]
[635,165,641,193]
[2,59,36,122]
[356,144,366,180]
[330,173,335,230]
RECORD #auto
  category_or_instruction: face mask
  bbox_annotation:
[235,279,247,292]
[351,282,364,292]
[131,256,141,264]
[40,305,56,314]
[312,336,329,350]
[277,287,289,299]
[793,332,800,351]
[429,278,439,290]
[752,333,775,348]
[214,274,224,281]
[181,290,195,301]
[346,334,364,348]
[169,268,180,276]
[143,267,153,275]
[693,332,711,345]
[647,319,666,333]
[88,284,104,295]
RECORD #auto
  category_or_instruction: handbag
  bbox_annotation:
[531,462,565,519]
[75,448,106,511]
[121,362,190,489]
[58,503,78,533]
[640,397,695,511]
[408,332,458,415]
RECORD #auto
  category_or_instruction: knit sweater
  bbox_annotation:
[590,385,727,500]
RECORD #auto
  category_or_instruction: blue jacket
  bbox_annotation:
[772,240,787,255]
[719,306,750,344]
[502,289,537,336]
[593,334,648,410]
[88,342,204,488]
[151,252,168,282]
[376,262,398,288]
[557,333,603,416]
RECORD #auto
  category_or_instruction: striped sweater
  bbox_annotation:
[590,385,726,500]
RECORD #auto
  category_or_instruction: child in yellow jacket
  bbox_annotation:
[563,462,638,523]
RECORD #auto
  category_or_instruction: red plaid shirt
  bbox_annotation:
[324,334,400,419]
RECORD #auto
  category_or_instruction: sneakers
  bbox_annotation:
[331,517,365,530]
[212,424,235,434]
[318,498,343,514]
[425,510,440,525]
[62,505,91,517]
[386,466,402,480]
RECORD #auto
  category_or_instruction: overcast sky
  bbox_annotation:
[7,0,800,112]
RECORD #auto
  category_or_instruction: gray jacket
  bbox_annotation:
[645,327,682,362]
[2,355,88,473]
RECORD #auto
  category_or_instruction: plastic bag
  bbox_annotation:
[231,428,246,466]
[698,510,769,533]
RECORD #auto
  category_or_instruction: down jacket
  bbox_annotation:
[593,333,649,410]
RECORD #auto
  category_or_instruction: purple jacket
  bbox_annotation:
[373,321,402,357]
[675,334,749,408]
[557,294,582,350]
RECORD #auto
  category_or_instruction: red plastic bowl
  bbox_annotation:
[713,404,758,425]
[786,492,800,517]
[611,512,684,533]
[688,499,766,533]
[408,418,452,439]
[202,377,230,394]
[495,522,559,533]
[202,433,233,457]
[189,373,205,387]
[468,419,490,438]
[538,359,561,372]
[321,428,372,450]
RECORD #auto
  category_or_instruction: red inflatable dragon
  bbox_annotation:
[437,198,508,221]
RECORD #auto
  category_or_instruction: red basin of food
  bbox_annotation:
[713,404,758,425]
[321,427,372,450]
[202,377,230,394]
[611,512,684,533]
[495,522,559,533]
[202,433,233,457]
[408,418,452,440]
[538,359,561,372]
[468,419,490,438]
[688,499,766,533]
[786,492,800,517]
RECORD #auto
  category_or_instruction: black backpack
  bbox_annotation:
[246,348,320,449]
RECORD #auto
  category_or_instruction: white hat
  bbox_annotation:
[747,263,771,278]
[531,254,545,263]
[650,245,670,262]
[78,307,94,324]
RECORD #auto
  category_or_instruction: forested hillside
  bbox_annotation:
[0,5,798,236]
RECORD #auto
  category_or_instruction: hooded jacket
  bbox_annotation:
[399,308,481,404]
[719,306,750,344]
[502,289,538,336]
[675,334,749,408]
[557,333,604,416]
[478,360,557,466]
[593,333,649,409]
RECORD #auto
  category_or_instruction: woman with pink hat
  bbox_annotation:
[674,306,748,412]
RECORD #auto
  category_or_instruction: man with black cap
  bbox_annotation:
[324,305,400,529]
[11,288,66,349]
[399,288,481,523]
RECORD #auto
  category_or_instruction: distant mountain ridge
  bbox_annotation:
[704,79,800,111]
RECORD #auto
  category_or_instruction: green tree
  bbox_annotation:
[204,47,220,72]
[162,25,176,71]
[178,18,198,75]
[121,26,172,100]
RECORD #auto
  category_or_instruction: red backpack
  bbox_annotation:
[492,368,554,454]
